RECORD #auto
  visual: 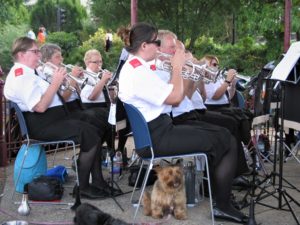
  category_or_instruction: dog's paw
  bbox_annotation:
[174,209,188,220]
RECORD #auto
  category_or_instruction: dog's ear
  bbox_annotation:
[174,158,184,167]
[153,165,162,173]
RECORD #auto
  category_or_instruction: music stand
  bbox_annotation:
[253,42,300,224]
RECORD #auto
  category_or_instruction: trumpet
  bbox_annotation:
[38,61,88,92]
[216,69,253,91]
[155,52,218,83]
[82,68,112,86]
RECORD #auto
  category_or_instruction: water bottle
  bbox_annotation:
[184,161,195,207]
[257,134,265,154]
[195,156,205,204]
[112,151,122,180]
[102,151,110,170]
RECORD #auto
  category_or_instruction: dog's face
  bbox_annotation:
[155,165,184,192]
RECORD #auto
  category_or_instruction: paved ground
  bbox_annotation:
[0,137,300,225]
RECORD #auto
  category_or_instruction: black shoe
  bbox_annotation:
[232,176,251,190]
[80,186,109,199]
[92,183,123,196]
[213,207,249,224]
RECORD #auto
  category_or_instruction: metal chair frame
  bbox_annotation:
[10,101,79,200]
[123,103,214,225]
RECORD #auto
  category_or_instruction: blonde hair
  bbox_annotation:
[84,49,101,65]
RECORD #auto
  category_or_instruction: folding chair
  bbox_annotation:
[280,119,300,164]
[236,91,246,109]
[123,103,214,225]
[10,101,79,200]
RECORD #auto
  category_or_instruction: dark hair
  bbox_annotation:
[126,22,158,54]
[11,37,37,61]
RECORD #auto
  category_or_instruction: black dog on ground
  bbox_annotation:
[74,202,130,225]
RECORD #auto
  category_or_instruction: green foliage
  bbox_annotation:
[30,0,87,33]
[46,32,79,62]
[0,23,28,74]
[67,28,124,71]
[0,1,29,25]
[192,36,268,76]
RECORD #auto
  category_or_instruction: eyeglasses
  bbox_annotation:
[90,61,102,64]
[26,49,41,54]
[146,39,161,47]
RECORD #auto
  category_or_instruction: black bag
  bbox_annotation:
[27,176,64,201]
[128,165,157,187]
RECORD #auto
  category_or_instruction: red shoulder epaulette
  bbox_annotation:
[15,68,23,77]
[129,58,142,68]
[150,64,156,71]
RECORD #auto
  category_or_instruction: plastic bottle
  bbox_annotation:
[257,134,265,154]
[102,151,110,170]
[112,151,122,180]
[184,161,195,207]
[195,156,205,204]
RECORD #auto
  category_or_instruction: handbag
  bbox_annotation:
[27,176,64,201]
[128,165,157,187]
[14,144,47,193]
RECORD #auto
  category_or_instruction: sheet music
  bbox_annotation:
[271,41,300,82]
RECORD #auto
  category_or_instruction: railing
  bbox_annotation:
[0,80,9,166]
[0,80,80,166]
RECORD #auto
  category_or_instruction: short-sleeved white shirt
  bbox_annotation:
[172,96,195,117]
[80,68,105,103]
[4,63,62,112]
[118,55,173,122]
[205,78,230,105]
[191,91,206,110]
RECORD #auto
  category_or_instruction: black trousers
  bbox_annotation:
[66,100,112,147]
[24,106,101,152]
[146,114,232,168]
[173,110,249,176]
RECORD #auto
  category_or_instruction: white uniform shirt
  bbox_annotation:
[172,96,195,117]
[4,63,62,112]
[80,68,106,103]
[191,91,206,110]
[118,55,173,122]
[153,62,194,117]
[205,78,230,105]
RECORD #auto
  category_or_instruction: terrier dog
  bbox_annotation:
[142,165,187,220]
[74,203,130,225]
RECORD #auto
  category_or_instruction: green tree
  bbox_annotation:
[0,0,29,25]
[30,0,87,33]
[0,23,28,73]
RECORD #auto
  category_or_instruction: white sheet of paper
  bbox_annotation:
[271,41,300,82]
[108,103,116,125]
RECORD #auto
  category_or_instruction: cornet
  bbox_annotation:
[38,61,88,92]
[218,70,252,90]
[155,52,218,83]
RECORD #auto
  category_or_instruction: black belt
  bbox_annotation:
[83,102,108,109]
[205,104,230,111]
[66,100,82,111]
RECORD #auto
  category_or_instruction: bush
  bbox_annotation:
[0,23,28,74]
[68,28,124,71]
[46,32,80,64]
[192,36,269,76]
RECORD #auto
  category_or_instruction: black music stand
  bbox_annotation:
[251,43,300,225]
